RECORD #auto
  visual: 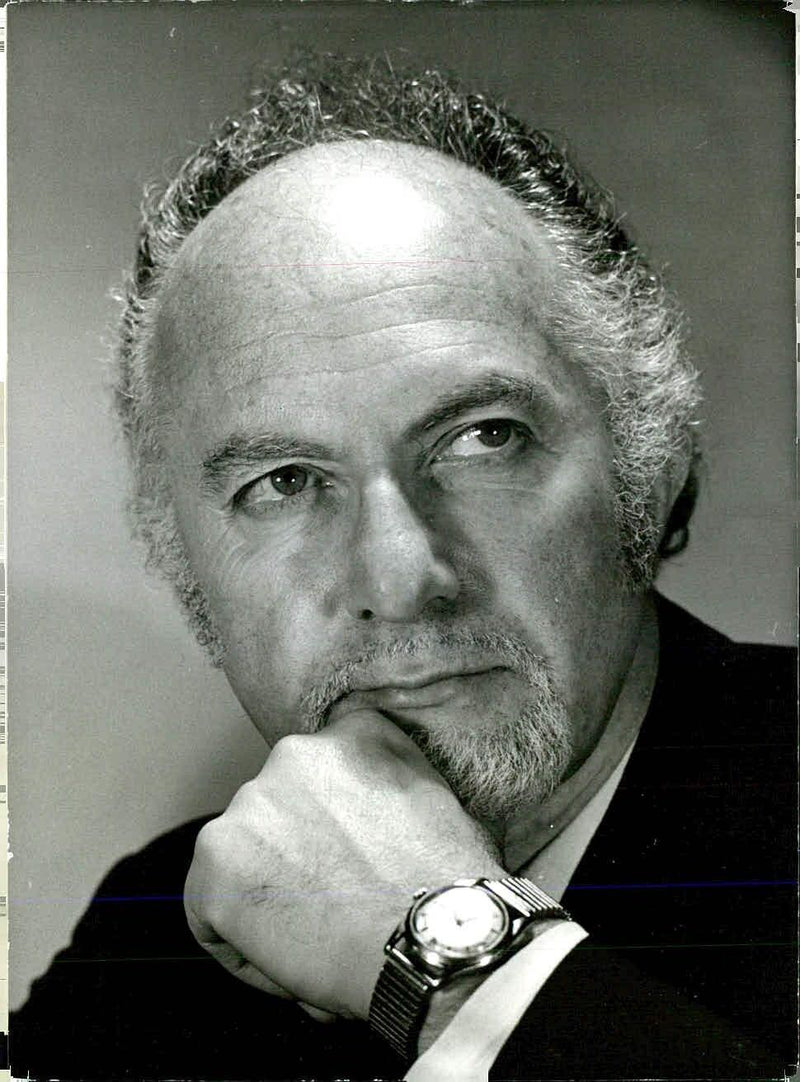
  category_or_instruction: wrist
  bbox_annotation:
[360,862,507,1019]
[368,876,572,1062]
[417,916,564,1054]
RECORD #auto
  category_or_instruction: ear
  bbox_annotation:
[655,455,698,558]
[654,462,687,528]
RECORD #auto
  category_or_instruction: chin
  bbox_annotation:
[410,700,572,822]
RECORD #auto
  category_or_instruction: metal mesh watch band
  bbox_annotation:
[485,875,571,920]
[369,956,431,1062]
[368,877,571,1062]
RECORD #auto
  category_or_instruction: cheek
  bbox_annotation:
[215,546,332,665]
[450,453,622,606]
[531,476,622,595]
[173,505,338,722]
[458,458,636,734]
[177,498,327,619]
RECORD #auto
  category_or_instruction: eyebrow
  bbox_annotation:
[199,372,560,498]
[201,435,335,497]
[408,372,560,441]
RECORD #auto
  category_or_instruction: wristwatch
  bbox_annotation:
[368,876,570,1061]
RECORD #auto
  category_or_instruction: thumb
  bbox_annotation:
[319,706,448,783]
[322,705,431,759]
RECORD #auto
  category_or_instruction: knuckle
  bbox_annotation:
[228,777,259,810]
[192,817,226,863]
[268,732,310,765]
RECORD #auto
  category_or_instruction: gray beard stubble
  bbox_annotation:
[299,629,573,822]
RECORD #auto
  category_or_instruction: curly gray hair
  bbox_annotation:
[115,54,701,661]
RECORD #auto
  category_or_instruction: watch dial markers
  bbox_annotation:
[410,886,508,958]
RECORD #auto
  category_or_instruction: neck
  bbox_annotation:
[496,595,660,867]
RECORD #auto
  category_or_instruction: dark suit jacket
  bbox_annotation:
[11,599,797,1080]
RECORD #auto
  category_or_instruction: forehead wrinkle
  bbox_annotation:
[270,316,498,347]
[191,283,546,374]
[170,264,539,324]
[160,268,528,349]
[169,319,514,400]
[201,331,554,397]
[160,277,551,396]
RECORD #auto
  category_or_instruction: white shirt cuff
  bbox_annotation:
[405,920,588,1082]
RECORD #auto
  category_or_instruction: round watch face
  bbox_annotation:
[409,885,509,960]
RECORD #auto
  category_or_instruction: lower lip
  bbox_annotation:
[367,673,493,710]
[328,670,505,725]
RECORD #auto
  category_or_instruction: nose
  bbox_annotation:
[343,476,460,622]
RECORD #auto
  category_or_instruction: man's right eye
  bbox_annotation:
[233,465,322,515]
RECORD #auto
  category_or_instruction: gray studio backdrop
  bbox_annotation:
[9,2,793,1009]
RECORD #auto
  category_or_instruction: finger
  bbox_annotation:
[298,1003,339,1024]
[186,904,295,1000]
[224,954,296,999]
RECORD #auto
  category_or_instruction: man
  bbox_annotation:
[11,56,795,1081]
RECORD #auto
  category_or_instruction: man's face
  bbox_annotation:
[153,141,647,803]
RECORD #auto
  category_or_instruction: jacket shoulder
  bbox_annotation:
[652,594,795,746]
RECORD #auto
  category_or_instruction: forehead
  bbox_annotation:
[151,140,578,443]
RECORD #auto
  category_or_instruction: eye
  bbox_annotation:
[268,465,309,497]
[233,464,325,515]
[439,419,528,459]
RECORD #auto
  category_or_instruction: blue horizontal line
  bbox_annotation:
[94,894,185,903]
[90,879,800,902]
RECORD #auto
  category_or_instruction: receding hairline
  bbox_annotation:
[158,135,557,277]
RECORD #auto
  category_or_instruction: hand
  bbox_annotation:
[184,710,506,1021]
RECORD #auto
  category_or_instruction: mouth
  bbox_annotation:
[326,666,509,727]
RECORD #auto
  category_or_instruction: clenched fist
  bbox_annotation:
[184,710,506,1021]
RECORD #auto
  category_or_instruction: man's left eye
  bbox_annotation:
[442,419,527,458]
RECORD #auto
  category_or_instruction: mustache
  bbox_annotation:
[299,627,552,733]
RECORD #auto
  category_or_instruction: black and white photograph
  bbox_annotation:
[8,2,796,1079]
